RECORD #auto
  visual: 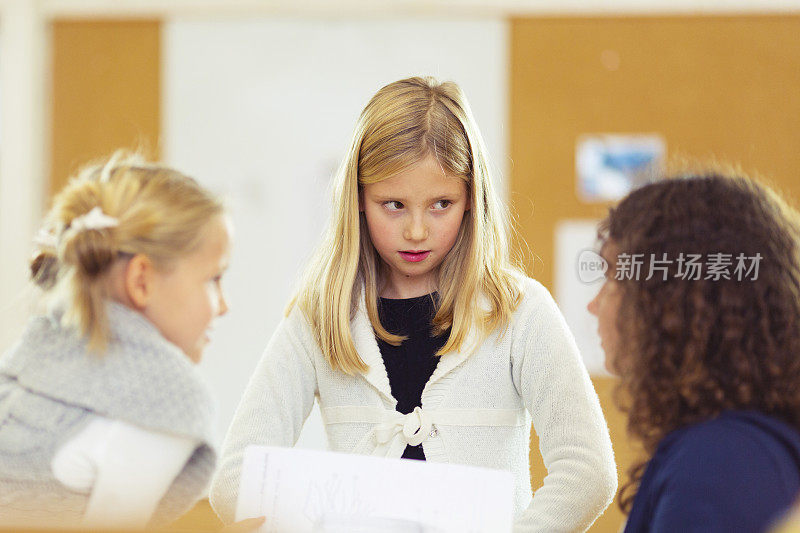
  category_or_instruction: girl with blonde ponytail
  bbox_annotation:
[212,77,616,531]
[0,152,262,531]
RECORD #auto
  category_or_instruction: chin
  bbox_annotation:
[603,353,622,376]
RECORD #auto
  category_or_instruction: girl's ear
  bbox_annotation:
[123,254,156,309]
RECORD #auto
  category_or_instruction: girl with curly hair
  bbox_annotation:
[588,170,800,532]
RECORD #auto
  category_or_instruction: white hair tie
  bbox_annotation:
[33,228,59,250]
[68,206,119,233]
[34,207,119,252]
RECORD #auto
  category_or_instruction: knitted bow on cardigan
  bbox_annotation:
[321,405,526,458]
[374,406,432,448]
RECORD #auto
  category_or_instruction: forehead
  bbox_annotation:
[599,240,618,260]
[597,241,622,276]
[365,155,467,197]
[192,215,232,262]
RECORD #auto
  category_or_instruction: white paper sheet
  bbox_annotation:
[235,446,513,533]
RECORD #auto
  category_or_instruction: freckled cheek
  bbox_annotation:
[437,214,465,250]
[366,215,398,253]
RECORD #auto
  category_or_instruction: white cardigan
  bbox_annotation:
[210,277,617,532]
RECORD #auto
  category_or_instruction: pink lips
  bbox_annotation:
[399,250,430,262]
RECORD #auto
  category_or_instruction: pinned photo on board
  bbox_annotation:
[576,134,665,202]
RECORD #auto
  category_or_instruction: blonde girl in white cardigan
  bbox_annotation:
[211,77,616,532]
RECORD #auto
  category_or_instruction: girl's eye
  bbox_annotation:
[433,200,452,210]
[384,201,403,211]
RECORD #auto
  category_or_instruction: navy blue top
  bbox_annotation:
[376,293,447,461]
[625,411,800,533]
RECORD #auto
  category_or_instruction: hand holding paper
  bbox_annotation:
[235,446,513,533]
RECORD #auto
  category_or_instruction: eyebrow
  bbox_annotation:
[370,192,463,203]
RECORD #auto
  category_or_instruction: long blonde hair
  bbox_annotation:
[291,76,522,375]
[31,151,224,352]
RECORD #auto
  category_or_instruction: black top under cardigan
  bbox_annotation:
[376,293,449,460]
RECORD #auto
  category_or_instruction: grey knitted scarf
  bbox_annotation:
[0,302,217,528]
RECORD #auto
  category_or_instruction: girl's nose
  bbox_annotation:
[403,215,429,242]
[218,289,229,316]
[587,292,599,316]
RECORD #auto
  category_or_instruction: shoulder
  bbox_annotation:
[665,412,798,458]
[509,274,567,332]
[516,274,552,303]
[284,302,313,335]
[505,275,582,371]
[655,411,800,490]
[281,302,320,351]
[639,412,800,530]
[262,303,322,368]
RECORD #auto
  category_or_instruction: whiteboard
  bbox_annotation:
[163,17,509,449]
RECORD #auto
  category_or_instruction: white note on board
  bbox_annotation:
[554,219,610,376]
[235,446,513,533]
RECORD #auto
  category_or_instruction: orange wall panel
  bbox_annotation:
[51,20,161,196]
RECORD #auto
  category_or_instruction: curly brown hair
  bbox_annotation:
[598,170,800,513]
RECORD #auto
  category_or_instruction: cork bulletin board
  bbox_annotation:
[510,15,800,532]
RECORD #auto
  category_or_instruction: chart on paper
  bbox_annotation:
[235,446,513,533]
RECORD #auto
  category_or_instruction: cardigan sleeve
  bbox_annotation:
[209,308,319,524]
[511,279,617,532]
